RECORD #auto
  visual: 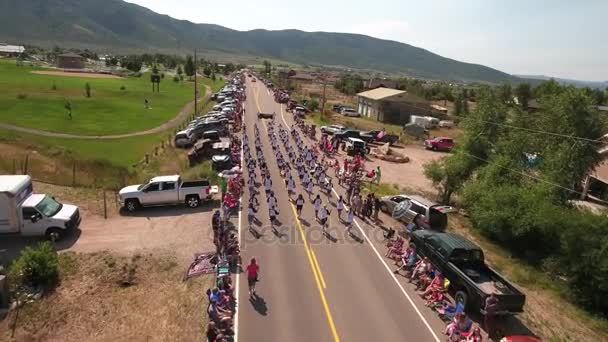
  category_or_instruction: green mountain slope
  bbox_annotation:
[0,0,516,83]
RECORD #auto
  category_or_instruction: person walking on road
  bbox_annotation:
[374,166,381,185]
[336,195,344,219]
[246,257,260,297]
[295,194,305,217]
[318,205,329,233]
[313,194,322,217]
[345,208,354,235]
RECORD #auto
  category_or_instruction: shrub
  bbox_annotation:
[9,242,59,288]
[85,82,91,98]
[173,75,180,83]
[51,82,57,90]
[16,93,27,100]
[120,85,126,91]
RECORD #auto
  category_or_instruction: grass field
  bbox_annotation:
[0,59,221,135]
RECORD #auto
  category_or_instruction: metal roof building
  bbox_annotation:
[356,87,431,125]
[0,43,25,56]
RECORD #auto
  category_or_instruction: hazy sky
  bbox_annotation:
[125,0,607,81]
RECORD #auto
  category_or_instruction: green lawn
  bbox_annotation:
[0,59,222,135]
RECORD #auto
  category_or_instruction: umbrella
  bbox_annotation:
[392,200,412,219]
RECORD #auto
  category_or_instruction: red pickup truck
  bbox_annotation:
[424,137,455,151]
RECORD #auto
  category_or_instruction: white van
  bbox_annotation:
[0,175,81,240]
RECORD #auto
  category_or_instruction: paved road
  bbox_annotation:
[0,85,212,139]
[236,79,447,342]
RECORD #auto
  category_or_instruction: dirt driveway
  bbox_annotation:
[0,184,220,266]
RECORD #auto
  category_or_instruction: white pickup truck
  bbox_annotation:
[0,175,81,240]
[118,175,216,212]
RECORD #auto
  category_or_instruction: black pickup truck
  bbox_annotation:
[362,130,400,146]
[410,230,526,315]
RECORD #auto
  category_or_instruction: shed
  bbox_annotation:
[357,87,431,125]
[57,53,85,69]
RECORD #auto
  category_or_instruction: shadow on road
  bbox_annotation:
[249,293,268,316]
[118,200,220,218]
[0,228,81,267]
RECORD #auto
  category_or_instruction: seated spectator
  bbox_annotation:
[385,237,404,258]
[206,322,219,342]
[394,247,418,275]
[418,272,445,297]
[464,325,483,342]
[409,257,431,282]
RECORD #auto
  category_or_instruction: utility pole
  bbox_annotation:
[194,49,198,115]
[320,73,327,118]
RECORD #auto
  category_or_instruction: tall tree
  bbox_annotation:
[515,82,532,108]
[184,56,195,77]
[498,83,512,104]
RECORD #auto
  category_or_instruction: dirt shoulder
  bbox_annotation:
[0,251,214,342]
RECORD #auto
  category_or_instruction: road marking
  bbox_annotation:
[234,93,246,342]
[310,248,327,290]
[269,85,440,341]
[289,204,340,342]
[331,188,442,342]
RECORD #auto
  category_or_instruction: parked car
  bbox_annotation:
[362,130,399,145]
[258,112,274,119]
[320,124,346,135]
[424,137,455,151]
[439,120,455,128]
[345,137,370,156]
[379,194,454,230]
[410,230,526,314]
[174,129,195,148]
[0,175,80,240]
[341,108,360,117]
[332,104,344,113]
[188,140,230,166]
[118,175,215,212]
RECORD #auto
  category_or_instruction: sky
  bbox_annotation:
[125,0,608,81]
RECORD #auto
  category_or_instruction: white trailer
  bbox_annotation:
[0,175,80,240]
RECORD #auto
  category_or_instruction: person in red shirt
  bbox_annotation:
[246,257,260,297]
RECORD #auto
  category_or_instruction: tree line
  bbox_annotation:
[423,80,608,316]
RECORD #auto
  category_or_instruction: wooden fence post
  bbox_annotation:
[12,159,15,174]
[72,162,76,186]
[103,190,107,219]
[23,154,29,175]
[145,154,149,164]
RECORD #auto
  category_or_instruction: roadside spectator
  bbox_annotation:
[374,166,381,184]
[373,194,381,221]
[206,322,219,342]
[484,293,500,338]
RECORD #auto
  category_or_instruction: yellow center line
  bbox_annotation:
[254,80,339,341]
[289,204,340,342]
[310,247,327,289]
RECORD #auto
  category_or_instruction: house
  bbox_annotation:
[288,72,317,83]
[0,43,25,57]
[365,78,398,90]
[57,53,85,69]
[357,87,431,125]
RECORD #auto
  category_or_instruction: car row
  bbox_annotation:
[320,125,400,146]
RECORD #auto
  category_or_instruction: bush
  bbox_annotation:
[306,99,319,111]
[9,242,59,288]
[120,85,126,91]
[51,82,57,90]
[173,75,180,83]
[16,93,27,100]
[85,82,91,98]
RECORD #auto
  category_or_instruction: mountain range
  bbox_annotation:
[0,0,518,83]
[515,75,608,89]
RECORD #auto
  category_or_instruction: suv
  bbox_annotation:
[341,108,360,117]
[335,129,368,142]
[379,194,454,230]
[320,124,346,135]
[345,137,370,156]
[425,137,455,151]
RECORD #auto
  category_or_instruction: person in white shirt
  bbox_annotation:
[313,195,322,217]
[318,205,330,232]
[345,208,354,234]
[264,176,272,194]
[306,181,314,198]
[336,195,344,219]
[295,194,305,217]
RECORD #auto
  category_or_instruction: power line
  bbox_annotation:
[459,151,584,196]
[476,119,604,144]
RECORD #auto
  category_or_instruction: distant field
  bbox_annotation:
[0,59,220,135]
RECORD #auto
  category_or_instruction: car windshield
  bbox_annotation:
[35,195,63,217]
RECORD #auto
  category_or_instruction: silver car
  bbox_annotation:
[320,124,346,135]
[379,194,454,230]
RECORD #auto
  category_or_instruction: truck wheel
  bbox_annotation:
[45,227,63,241]
[455,290,468,310]
[380,203,388,213]
[186,195,200,208]
[432,145,437,151]
[125,199,140,212]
